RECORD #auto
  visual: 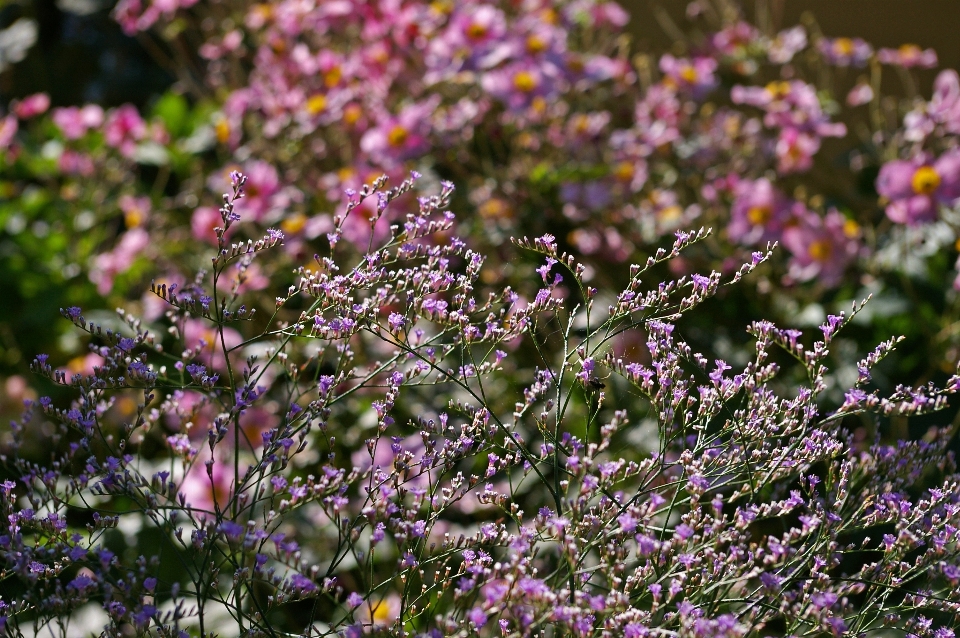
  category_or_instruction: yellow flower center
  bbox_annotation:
[215,119,231,144]
[281,212,307,235]
[324,66,342,88]
[306,94,327,115]
[526,34,547,54]
[765,81,791,100]
[658,205,683,223]
[912,166,941,195]
[513,71,538,93]
[747,206,772,225]
[343,103,362,126]
[833,38,854,56]
[613,161,634,182]
[808,239,832,262]
[124,207,145,229]
[680,65,698,84]
[843,219,860,238]
[899,44,921,58]
[387,125,409,147]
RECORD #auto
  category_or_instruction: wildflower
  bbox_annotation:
[875,150,960,224]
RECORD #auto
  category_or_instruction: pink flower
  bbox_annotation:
[846,82,874,107]
[211,161,299,223]
[104,104,147,157]
[768,26,807,64]
[57,150,95,176]
[12,93,49,119]
[0,115,17,149]
[928,70,960,134]
[876,150,960,225]
[728,178,794,245]
[775,127,820,174]
[481,60,559,112]
[634,84,681,148]
[119,194,151,229]
[711,21,760,57]
[360,97,440,165]
[659,54,718,98]
[817,37,873,67]
[90,228,150,295]
[877,44,937,69]
[782,209,860,287]
[52,105,104,139]
[192,206,235,246]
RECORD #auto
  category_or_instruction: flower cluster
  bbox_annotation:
[2,175,959,637]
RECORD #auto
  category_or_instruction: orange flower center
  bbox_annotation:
[808,239,832,262]
[387,125,409,147]
[765,81,791,100]
[747,206,772,225]
[323,66,342,88]
[912,166,941,195]
[613,161,634,182]
[833,38,854,56]
[281,212,307,235]
[343,103,362,126]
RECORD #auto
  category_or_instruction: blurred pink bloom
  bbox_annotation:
[634,84,681,148]
[0,115,17,148]
[211,161,300,223]
[119,194,151,229]
[846,82,874,107]
[192,206,234,246]
[768,26,807,64]
[775,127,820,174]
[481,60,559,112]
[104,104,147,157]
[877,44,937,69]
[876,150,960,225]
[360,97,440,164]
[113,0,199,35]
[12,93,49,119]
[90,228,150,295]
[928,69,960,134]
[52,105,103,139]
[57,149,95,176]
[711,21,759,57]
[177,447,237,518]
[782,209,860,286]
[728,178,794,245]
[659,54,718,97]
[817,37,873,67]
[181,317,243,372]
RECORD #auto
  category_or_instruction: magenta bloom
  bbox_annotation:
[12,93,50,119]
[781,209,860,287]
[767,26,807,64]
[877,44,937,68]
[52,105,104,140]
[728,178,793,245]
[928,70,960,134]
[817,37,873,67]
[481,60,559,112]
[658,54,718,98]
[876,150,960,225]
[103,104,147,157]
[360,97,439,166]
[0,115,17,149]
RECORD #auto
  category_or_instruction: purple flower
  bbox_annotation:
[728,178,793,245]
[818,37,873,67]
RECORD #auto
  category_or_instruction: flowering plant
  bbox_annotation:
[3,173,960,637]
